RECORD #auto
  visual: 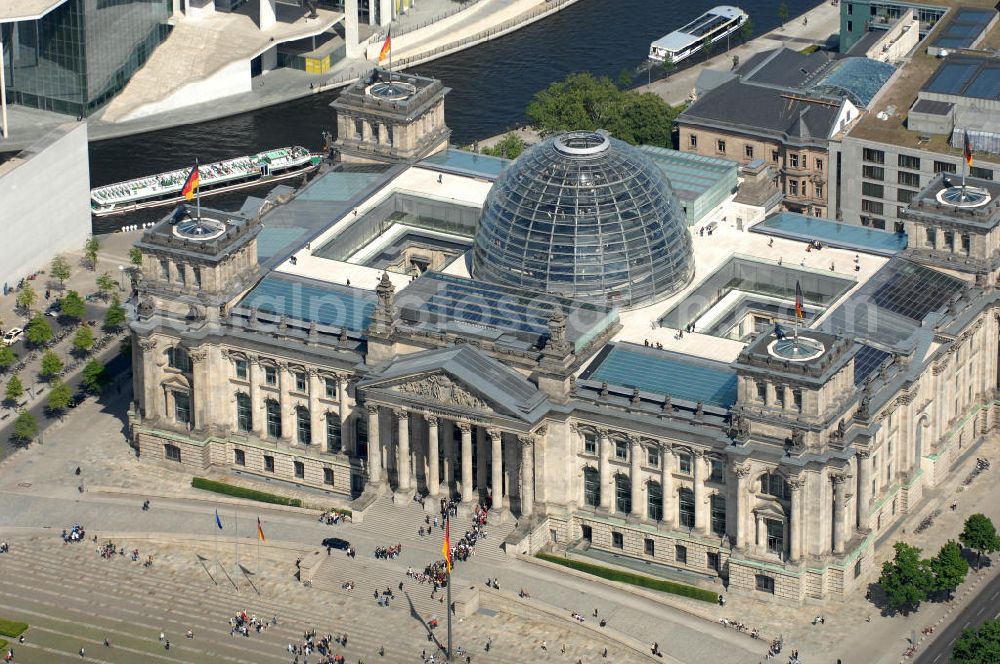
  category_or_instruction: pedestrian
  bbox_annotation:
[541,641,547,651]
[79,647,85,658]
[159,631,164,642]
[104,637,111,647]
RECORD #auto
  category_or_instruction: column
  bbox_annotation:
[476,426,488,493]
[630,436,644,519]
[426,415,440,497]
[489,428,503,509]
[308,370,322,448]
[459,423,473,503]
[693,450,707,533]
[518,434,535,517]
[189,349,208,430]
[338,375,351,455]
[278,364,293,444]
[735,464,751,550]
[345,0,362,58]
[442,420,455,492]
[789,477,803,563]
[857,450,873,531]
[661,445,674,526]
[396,410,410,491]
[366,405,382,484]
[598,429,612,511]
[832,474,847,554]
[249,358,264,437]
[379,0,392,26]
[756,513,766,549]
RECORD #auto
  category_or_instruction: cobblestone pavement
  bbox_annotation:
[0,387,997,664]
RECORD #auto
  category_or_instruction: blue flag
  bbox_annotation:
[215,509,223,530]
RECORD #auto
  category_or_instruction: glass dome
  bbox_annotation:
[472,131,694,310]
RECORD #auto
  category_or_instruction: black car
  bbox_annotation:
[322,537,350,551]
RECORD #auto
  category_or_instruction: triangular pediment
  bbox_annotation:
[384,372,494,413]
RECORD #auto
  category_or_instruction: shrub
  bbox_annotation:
[535,552,717,602]
[191,477,302,507]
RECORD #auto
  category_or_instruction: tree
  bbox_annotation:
[11,410,38,443]
[931,540,969,599]
[960,513,1000,570]
[58,290,86,321]
[953,618,1000,664]
[741,17,754,42]
[778,1,789,26]
[878,541,935,612]
[526,72,680,148]
[50,254,72,288]
[95,272,117,299]
[481,133,527,160]
[104,296,127,331]
[0,346,15,372]
[129,247,143,266]
[4,374,24,403]
[659,54,675,76]
[46,379,72,414]
[702,35,715,59]
[617,67,633,90]
[39,350,63,380]
[84,235,100,270]
[81,359,109,394]
[25,314,53,347]
[72,326,95,355]
[15,283,36,313]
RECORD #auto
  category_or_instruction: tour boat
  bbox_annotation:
[91,146,321,217]
[648,6,749,65]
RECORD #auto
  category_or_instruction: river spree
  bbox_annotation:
[89,0,819,232]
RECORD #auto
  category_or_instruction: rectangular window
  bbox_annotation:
[745,144,754,159]
[326,416,342,454]
[816,158,823,171]
[708,551,720,571]
[583,431,597,455]
[897,171,920,187]
[970,166,993,180]
[234,359,248,380]
[236,395,252,432]
[265,367,277,386]
[647,447,660,468]
[926,228,936,245]
[173,391,191,425]
[847,19,853,31]
[872,218,886,230]
[862,165,884,181]
[756,381,767,403]
[775,386,785,408]
[177,266,186,286]
[789,154,799,168]
[689,134,697,148]
[295,372,306,393]
[678,453,691,474]
[612,532,624,549]
[862,182,884,198]
[898,154,920,169]
[961,234,971,254]
[675,544,687,565]
[771,150,779,163]
[193,267,202,289]
[325,378,337,399]
[755,574,775,593]
[788,180,799,196]
[934,161,956,174]
[717,139,726,154]
[848,3,853,15]
[264,455,275,472]
[644,538,655,556]
[861,199,884,215]
[294,461,305,479]
[159,259,170,280]
[234,449,245,466]
[678,489,695,527]
[862,148,884,164]
[944,230,954,251]
[815,183,824,199]
[164,444,181,462]
[897,188,916,204]
[614,441,628,461]
[709,459,725,483]
[793,389,802,412]
[323,468,334,485]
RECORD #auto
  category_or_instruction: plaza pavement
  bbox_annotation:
[1,363,998,663]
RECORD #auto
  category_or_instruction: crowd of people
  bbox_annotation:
[228,610,276,638]
[319,511,351,526]
[719,618,760,639]
[374,543,402,559]
[284,628,353,662]
[61,524,85,543]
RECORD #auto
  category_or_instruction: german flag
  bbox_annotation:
[964,129,974,168]
[795,281,804,320]
[442,515,452,572]
[257,516,266,542]
[181,165,200,201]
[378,30,391,64]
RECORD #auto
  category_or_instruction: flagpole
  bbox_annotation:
[256,518,260,578]
[446,513,453,662]
[195,158,201,219]
[235,508,239,591]
[215,509,220,582]
[962,129,968,201]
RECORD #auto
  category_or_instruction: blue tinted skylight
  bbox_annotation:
[419,149,510,180]
[810,58,895,107]
[753,212,907,256]
[238,275,376,331]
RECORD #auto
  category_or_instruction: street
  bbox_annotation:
[915,570,1000,664]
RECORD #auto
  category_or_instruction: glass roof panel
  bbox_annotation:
[810,58,896,107]
[854,345,891,386]
[238,275,376,331]
[753,212,907,255]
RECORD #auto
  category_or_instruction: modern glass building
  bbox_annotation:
[472,131,695,310]
[1,0,170,116]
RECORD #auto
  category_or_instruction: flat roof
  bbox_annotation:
[639,145,738,203]
[236,274,377,333]
[0,0,66,23]
[931,7,997,50]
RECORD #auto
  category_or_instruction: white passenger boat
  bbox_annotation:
[649,6,749,65]
[91,146,321,217]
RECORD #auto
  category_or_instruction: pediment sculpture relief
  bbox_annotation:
[392,374,490,412]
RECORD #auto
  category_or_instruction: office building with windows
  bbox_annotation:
[127,71,1000,603]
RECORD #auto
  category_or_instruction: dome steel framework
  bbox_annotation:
[472,131,694,310]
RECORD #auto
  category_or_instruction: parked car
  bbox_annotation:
[321,537,351,551]
[2,328,23,346]
[45,303,60,317]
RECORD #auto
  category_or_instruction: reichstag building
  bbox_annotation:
[127,69,999,602]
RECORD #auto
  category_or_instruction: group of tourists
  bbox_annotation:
[319,511,351,526]
[719,617,760,639]
[373,543,402,559]
[285,629,351,663]
[61,525,85,542]
[228,610,276,638]
[0,542,9,554]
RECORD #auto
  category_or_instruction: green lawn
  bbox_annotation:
[536,552,717,603]
[191,477,302,507]
[0,618,28,637]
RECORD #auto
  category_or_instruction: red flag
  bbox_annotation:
[257,516,266,542]
[794,281,804,320]
[378,30,391,63]
[181,165,200,201]
[442,516,452,572]
[964,130,974,168]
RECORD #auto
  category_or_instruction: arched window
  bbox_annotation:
[760,472,789,499]
[710,495,727,536]
[615,474,631,514]
[583,467,600,507]
[326,413,342,453]
[296,406,311,444]
[678,487,695,528]
[647,481,663,521]
[167,346,190,371]
[235,393,251,432]
[265,399,281,439]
